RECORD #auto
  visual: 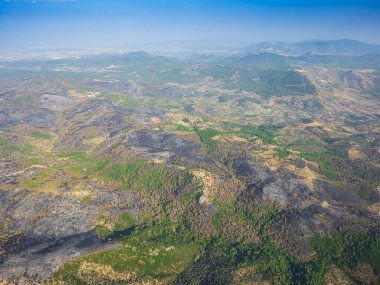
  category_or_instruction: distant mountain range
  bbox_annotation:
[243,39,380,56]
[1,39,380,62]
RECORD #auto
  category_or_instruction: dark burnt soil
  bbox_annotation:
[55,99,133,149]
[232,155,380,257]
[55,100,168,150]
[86,80,142,95]
[86,79,183,98]
[40,94,75,112]
[0,182,147,283]
[0,189,106,282]
[124,129,215,168]
[0,105,57,129]
[0,94,379,283]
[233,157,312,207]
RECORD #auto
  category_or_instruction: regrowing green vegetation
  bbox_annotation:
[96,211,136,240]
[220,123,277,144]
[298,149,348,181]
[274,146,291,160]
[31,131,51,140]
[64,151,194,193]
[212,201,283,236]
[54,211,380,285]
[54,237,201,284]
[180,184,202,205]
[194,127,221,150]
[172,123,193,132]
[238,125,276,144]
[102,162,193,193]
[0,138,33,159]
[0,138,19,158]
[311,228,380,271]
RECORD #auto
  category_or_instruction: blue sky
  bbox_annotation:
[0,0,379,49]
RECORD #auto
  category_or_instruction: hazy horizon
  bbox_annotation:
[1,0,380,51]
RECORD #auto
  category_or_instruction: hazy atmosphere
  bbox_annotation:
[1,0,380,50]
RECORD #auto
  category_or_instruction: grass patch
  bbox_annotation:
[102,161,145,182]
[118,98,141,108]
[299,151,340,180]
[238,126,275,144]
[96,211,136,240]
[31,131,51,140]
[194,127,221,150]
[95,225,113,240]
[0,138,33,159]
[274,146,291,160]
[58,152,193,194]
[101,162,193,193]
[0,138,19,158]
[22,180,40,190]
[114,212,136,232]
[212,211,223,233]
[175,124,193,132]
[54,231,201,284]
[180,185,202,205]
[213,201,283,235]
[218,94,234,103]
[65,151,109,173]
[20,171,51,190]
[79,194,95,204]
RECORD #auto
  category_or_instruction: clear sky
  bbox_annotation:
[0,0,380,50]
